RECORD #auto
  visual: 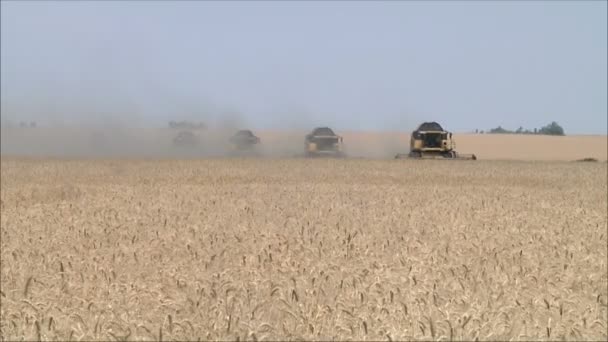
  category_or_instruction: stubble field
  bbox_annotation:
[1,157,607,341]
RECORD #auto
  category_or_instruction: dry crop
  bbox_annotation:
[1,157,606,341]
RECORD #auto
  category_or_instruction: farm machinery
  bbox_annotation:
[230,130,260,149]
[229,129,261,154]
[305,127,345,158]
[395,122,477,160]
[172,130,199,147]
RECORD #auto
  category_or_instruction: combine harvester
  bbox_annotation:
[395,122,477,160]
[304,127,346,158]
[228,129,261,156]
[172,130,199,147]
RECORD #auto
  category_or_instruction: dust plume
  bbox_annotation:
[1,95,426,159]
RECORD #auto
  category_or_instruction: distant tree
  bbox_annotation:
[475,129,479,134]
[29,121,36,128]
[538,121,565,136]
[487,123,565,136]
[489,126,512,134]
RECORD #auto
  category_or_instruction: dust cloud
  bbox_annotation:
[1,95,419,159]
[0,119,414,159]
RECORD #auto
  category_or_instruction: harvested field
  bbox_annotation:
[1,157,606,341]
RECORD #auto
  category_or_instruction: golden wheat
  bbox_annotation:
[0,157,606,341]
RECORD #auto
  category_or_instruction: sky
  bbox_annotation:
[1,1,606,134]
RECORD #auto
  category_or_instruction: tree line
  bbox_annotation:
[475,121,565,136]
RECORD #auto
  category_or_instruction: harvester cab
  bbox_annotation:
[305,127,345,158]
[395,122,476,160]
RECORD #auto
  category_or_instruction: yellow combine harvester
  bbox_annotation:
[395,122,477,160]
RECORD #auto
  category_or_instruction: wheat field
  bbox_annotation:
[1,157,607,341]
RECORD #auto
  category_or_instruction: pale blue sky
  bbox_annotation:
[1,1,606,133]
